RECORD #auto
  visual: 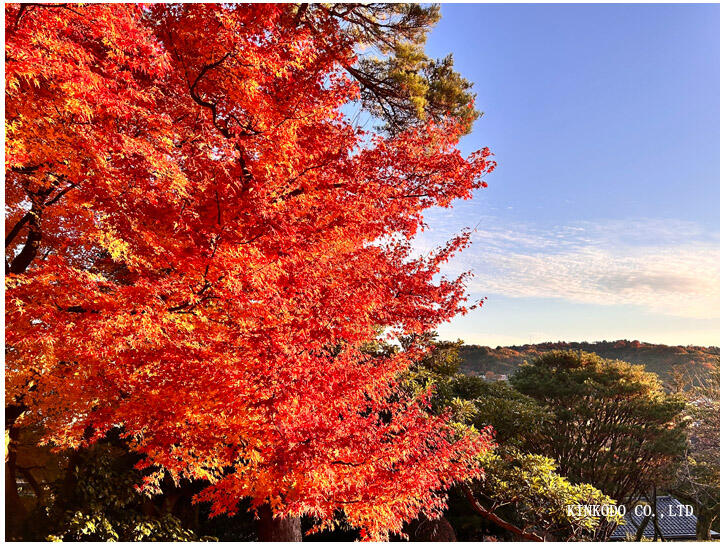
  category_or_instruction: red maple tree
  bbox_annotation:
[6,4,495,539]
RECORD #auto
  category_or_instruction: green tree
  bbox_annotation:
[404,337,620,541]
[510,350,687,508]
[465,447,620,541]
[309,4,480,135]
[5,426,217,542]
[38,443,204,541]
[451,379,551,449]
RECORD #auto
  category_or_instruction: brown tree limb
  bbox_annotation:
[462,485,544,542]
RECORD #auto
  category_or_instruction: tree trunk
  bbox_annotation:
[651,493,665,542]
[634,515,651,541]
[5,409,27,540]
[257,503,302,542]
[696,507,717,541]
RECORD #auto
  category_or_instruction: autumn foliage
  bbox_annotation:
[6,4,494,539]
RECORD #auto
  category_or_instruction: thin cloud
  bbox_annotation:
[416,216,720,319]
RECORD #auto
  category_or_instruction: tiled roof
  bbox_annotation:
[610,496,698,540]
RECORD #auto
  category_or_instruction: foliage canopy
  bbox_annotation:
[510,351,687,506]
[5,3,493,540]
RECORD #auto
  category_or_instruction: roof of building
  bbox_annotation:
[610,496,714,540]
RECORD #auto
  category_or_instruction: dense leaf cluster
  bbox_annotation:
[6,4,492,540]
[511,351,687,507]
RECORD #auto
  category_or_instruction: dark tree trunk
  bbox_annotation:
[257,503,302,542]
[5,406,28,540]
[6,429,28,540]
[696,507,717,541]
[634,515,651,541]
[651,493,665,542]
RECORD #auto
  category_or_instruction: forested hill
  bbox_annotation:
[458,340,719,380]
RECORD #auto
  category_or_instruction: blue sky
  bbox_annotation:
[417,3,719,347]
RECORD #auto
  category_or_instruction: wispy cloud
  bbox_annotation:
[415,216,720,319]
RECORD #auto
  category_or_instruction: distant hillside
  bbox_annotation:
[458,340,719,381]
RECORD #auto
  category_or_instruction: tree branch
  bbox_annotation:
[462,485,544,542]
